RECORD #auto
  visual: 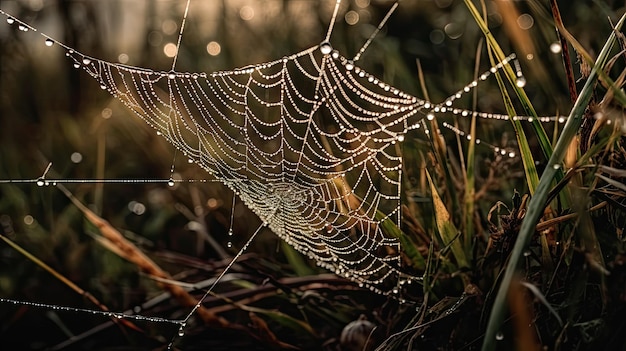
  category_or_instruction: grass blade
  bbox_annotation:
[463,0,556,192]
[427,170,469,268]
[481,13,626,351]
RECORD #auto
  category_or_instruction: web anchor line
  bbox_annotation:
[168,214,274,348]
[0,298,185,325]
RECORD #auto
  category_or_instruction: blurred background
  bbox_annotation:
[0,0,624,350]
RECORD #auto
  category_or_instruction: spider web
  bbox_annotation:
[67,37,424,293]
[0,0,556,298]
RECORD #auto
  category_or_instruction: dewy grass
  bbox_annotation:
[463,0,553,194]
[481,13,626,351]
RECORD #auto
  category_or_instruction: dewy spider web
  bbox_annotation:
[0,0,564,345]
[4,1,428,296]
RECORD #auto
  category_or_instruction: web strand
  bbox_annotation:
[171,0,192,71]
[324,0,343,43]
[169,220,269,347]
[353,1,401,62]
[0,298,184,325]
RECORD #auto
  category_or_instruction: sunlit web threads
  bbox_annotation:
[0,0,567,302]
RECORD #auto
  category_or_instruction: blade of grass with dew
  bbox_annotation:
[489,47,541,193]
[426,170,469,268]
[464,0,557,188]
[481,14,626,351]
[465,0,553,158]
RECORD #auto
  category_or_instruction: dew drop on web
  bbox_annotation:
[319,41,333,55]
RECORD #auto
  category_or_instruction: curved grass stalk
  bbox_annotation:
[481,13,626,351]
[463,0,553,194]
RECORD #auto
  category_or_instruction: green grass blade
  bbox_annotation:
[463,0,557,191]
[427,170,469,268]
[281,242,317,276]
[378,211,426,271]
[481,13,626,351]
[488,51,541,193]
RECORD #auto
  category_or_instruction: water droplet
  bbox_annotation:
[227,241,233,248]
[18,24,27,31]
[168,179,175,187]
[427,113,435,121]
[345,60,354,71]
[156,131,162,136]
[36,178,45,187]
[397,134,405,142]
[495,331,504,341]
[187,158,193,164]
[516,77,527,87]
[319,41,333,55]
[228,229,233,237]
[168,71,176,79]
[100,84,107,90]
[45,38,54,47]
[552,164,561,170]
[178,326,185,337]
[523,250,531,257]
[82,57,92,65]
[73,63,81,69]
[7,17,15,25]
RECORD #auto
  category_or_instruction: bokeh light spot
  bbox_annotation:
[517,14,534,30]
[163,43,177,58]
[206,41,221,56]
